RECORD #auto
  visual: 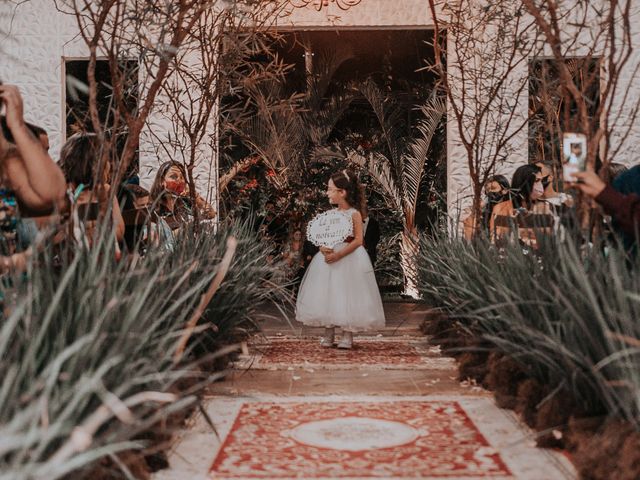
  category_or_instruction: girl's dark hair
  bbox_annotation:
[510,164,541,209]
[149,161,188,202]
[59,132,103,188]
[330,169,365,215]
[489,174,510,192]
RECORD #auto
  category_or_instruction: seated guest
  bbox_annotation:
[0,84,66,272]
[58,132,125,245]
[282,227,305,283]
[490,164,554,248]
[534,161,572,208]
[463,174,510,240]
[149,161,216,231]
[119,184,153,253]
[120,184,150,210]
[362,205,381,267]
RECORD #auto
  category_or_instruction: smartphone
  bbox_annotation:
[562,132,587,182]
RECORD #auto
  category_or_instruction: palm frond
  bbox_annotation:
[346,148,403,213]
[308,92,356,146]
[306,47,354,109]
[402,94,447,222]
[358,78,406,170]
[308,145,346,164]
[229,85,307,185]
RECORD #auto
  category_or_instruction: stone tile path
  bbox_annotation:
[153,302,577,480]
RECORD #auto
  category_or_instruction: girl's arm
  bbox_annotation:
[325,210,363,264]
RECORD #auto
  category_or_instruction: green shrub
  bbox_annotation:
[416,230,640,427]
[0,219,282,480]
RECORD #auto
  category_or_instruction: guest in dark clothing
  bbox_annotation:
[362,206,381,267]
[302,239,319,269]
[118,184,151,253]
[481,175,510,234]
[463,174,510,239]
[290,239,318,293]
[572,168,640,250]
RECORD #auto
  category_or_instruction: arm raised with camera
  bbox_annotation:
[0,85,66,211]
[572,170,640,237]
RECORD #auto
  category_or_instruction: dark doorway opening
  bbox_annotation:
[64,59,139,171]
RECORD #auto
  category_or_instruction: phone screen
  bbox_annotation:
[562,132,587,181]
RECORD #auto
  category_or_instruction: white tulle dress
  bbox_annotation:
[296,208,386,332]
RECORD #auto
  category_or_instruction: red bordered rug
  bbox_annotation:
[235,336,455,370]
[210,400,511,479]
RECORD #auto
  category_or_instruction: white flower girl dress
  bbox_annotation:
[296,208,385,332]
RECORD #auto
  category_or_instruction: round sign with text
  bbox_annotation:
[306,209,354,248]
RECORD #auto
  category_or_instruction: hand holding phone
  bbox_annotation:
[570,170,606,198]
[562,132,587,182]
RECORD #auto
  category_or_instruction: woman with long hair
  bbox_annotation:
[58,132,125,245]
[149,161,215,230]
[490,164,553,247]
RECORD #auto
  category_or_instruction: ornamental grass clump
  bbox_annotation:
[0,218,281,480]
[416,230,640,430]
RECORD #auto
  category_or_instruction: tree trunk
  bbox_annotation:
[400,228,420,298]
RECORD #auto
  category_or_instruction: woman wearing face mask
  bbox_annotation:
[481,175,510,233]
[463,175,510,240]
[490,164,553,248]
[149,161,216,230]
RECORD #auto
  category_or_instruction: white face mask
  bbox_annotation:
[531,182,544,200]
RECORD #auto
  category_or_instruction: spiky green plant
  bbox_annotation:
[347,80,447,295]
[416,230,640,428]
[0,218,283,480]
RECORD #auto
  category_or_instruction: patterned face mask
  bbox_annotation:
[165,180,186,195]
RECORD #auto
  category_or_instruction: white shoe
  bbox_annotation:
[337,331,353,349]
[320,327,335,348]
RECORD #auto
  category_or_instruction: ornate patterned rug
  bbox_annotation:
[210,400,509,478]
[198,396,575,480]
[234,336,456,370]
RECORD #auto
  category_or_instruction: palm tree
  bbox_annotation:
[346,79,446,296]
[220,48,356,192]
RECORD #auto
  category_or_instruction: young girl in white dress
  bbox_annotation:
[296,169,385,349]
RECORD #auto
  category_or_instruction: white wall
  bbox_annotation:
[0,0,218,206]
[0,0,84,160]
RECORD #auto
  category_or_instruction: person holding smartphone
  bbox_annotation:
[571,168,640,247]
[0,83,66,272]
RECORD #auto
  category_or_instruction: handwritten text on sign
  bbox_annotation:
[306,209,353,248]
